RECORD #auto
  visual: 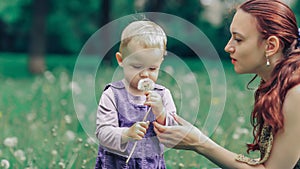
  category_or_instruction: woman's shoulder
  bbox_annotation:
[283,84,300,121]
[286,84,300,99]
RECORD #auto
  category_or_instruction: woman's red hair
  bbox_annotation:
[238,0,300,153]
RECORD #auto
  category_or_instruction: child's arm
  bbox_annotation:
[95,88,129,152]
[144,88,177,125]
[161,88,177,126]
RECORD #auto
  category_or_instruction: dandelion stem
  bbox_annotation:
[126,107,151,164]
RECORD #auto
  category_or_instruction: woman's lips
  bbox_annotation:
[231,58,237,64]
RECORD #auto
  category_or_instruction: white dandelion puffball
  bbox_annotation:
[137,78,155,91]
[0,159,10,169]
[3,137,18,148]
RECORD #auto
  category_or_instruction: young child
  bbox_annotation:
[95,20,177,169]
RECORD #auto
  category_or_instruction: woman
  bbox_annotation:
[153,0,300,168]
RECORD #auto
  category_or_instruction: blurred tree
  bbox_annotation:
[0,0,31,52]
[292,0,300,27]
[28,0,49,74]
[47,0,99,54]
[144,0,165,11]
[100,0,113,65]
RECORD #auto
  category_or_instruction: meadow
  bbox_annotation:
[0,53,261,169]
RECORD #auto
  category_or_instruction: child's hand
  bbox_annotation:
[125,121,150,141]
[144,91,164,117]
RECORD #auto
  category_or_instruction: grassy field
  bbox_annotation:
[0,53,260,169]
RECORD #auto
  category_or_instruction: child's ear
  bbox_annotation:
[116,52,123,67]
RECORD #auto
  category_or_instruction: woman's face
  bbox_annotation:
[224,9,267,74]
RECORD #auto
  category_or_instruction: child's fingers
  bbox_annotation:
[138,121,149,129]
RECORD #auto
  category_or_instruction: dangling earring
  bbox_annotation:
[266,56,270,66]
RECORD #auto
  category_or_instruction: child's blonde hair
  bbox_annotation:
[119,20,167,57]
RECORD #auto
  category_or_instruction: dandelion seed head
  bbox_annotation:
[64,115,72,124]
[51,150,58,156]
[14,149,26,162]
[44,71,56,83]
[237,116,245,124]
[77,138,83,143]
[137,78,155,91]
[163,66,174,75]
[232,133,240,140]
[58,161,66,169]
[64,130,76,141]
[70,81,81,94]
[3,137,18,148]
[179,163,185,167]
[0,159,10,169]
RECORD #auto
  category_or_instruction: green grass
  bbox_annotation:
[0,53,261,168]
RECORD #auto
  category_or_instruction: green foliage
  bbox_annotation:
[47,0,100,53]
[0,0,31,24]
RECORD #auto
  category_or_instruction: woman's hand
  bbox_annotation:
[124,121,150,141]
[153,115,209,151]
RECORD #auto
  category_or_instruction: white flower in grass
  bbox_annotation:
[26,112,36,122]
[44,71,56,83]
[137,78,155,91]
[163,66,174,75]
[65,130,76,141]
[237,116,245,124]
[183,72,196,83]
[0,159,10,169]
[64,115,72,124]
[3,137,18,148]
[70,81,81,94]
[232,133,240,140]
[58,161,66,169]
[14,149,26,162]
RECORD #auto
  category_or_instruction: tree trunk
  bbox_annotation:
[28,0,48,74]
[145,0,164,11]
[100,0,113,66]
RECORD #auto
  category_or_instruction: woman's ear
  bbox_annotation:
[265,35,280,57]
[116,52,123,67]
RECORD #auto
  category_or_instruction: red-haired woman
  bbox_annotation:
[154,0,300,168]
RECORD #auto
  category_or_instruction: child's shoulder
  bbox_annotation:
[103,80,125,91]
[154,83,166,91]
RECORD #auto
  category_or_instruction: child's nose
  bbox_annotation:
[139,70,149,77]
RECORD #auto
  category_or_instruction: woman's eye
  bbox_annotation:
[234,38,242,42]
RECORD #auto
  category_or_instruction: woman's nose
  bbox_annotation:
[224,40,234,53]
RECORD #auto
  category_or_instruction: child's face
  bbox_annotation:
[117,43,164,92]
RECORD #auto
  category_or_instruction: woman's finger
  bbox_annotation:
[153,121,167,133]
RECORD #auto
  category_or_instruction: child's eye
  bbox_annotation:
[149,67,157,71]
[132,65,142,69]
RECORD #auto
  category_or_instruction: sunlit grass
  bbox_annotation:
[0,54,260,168]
